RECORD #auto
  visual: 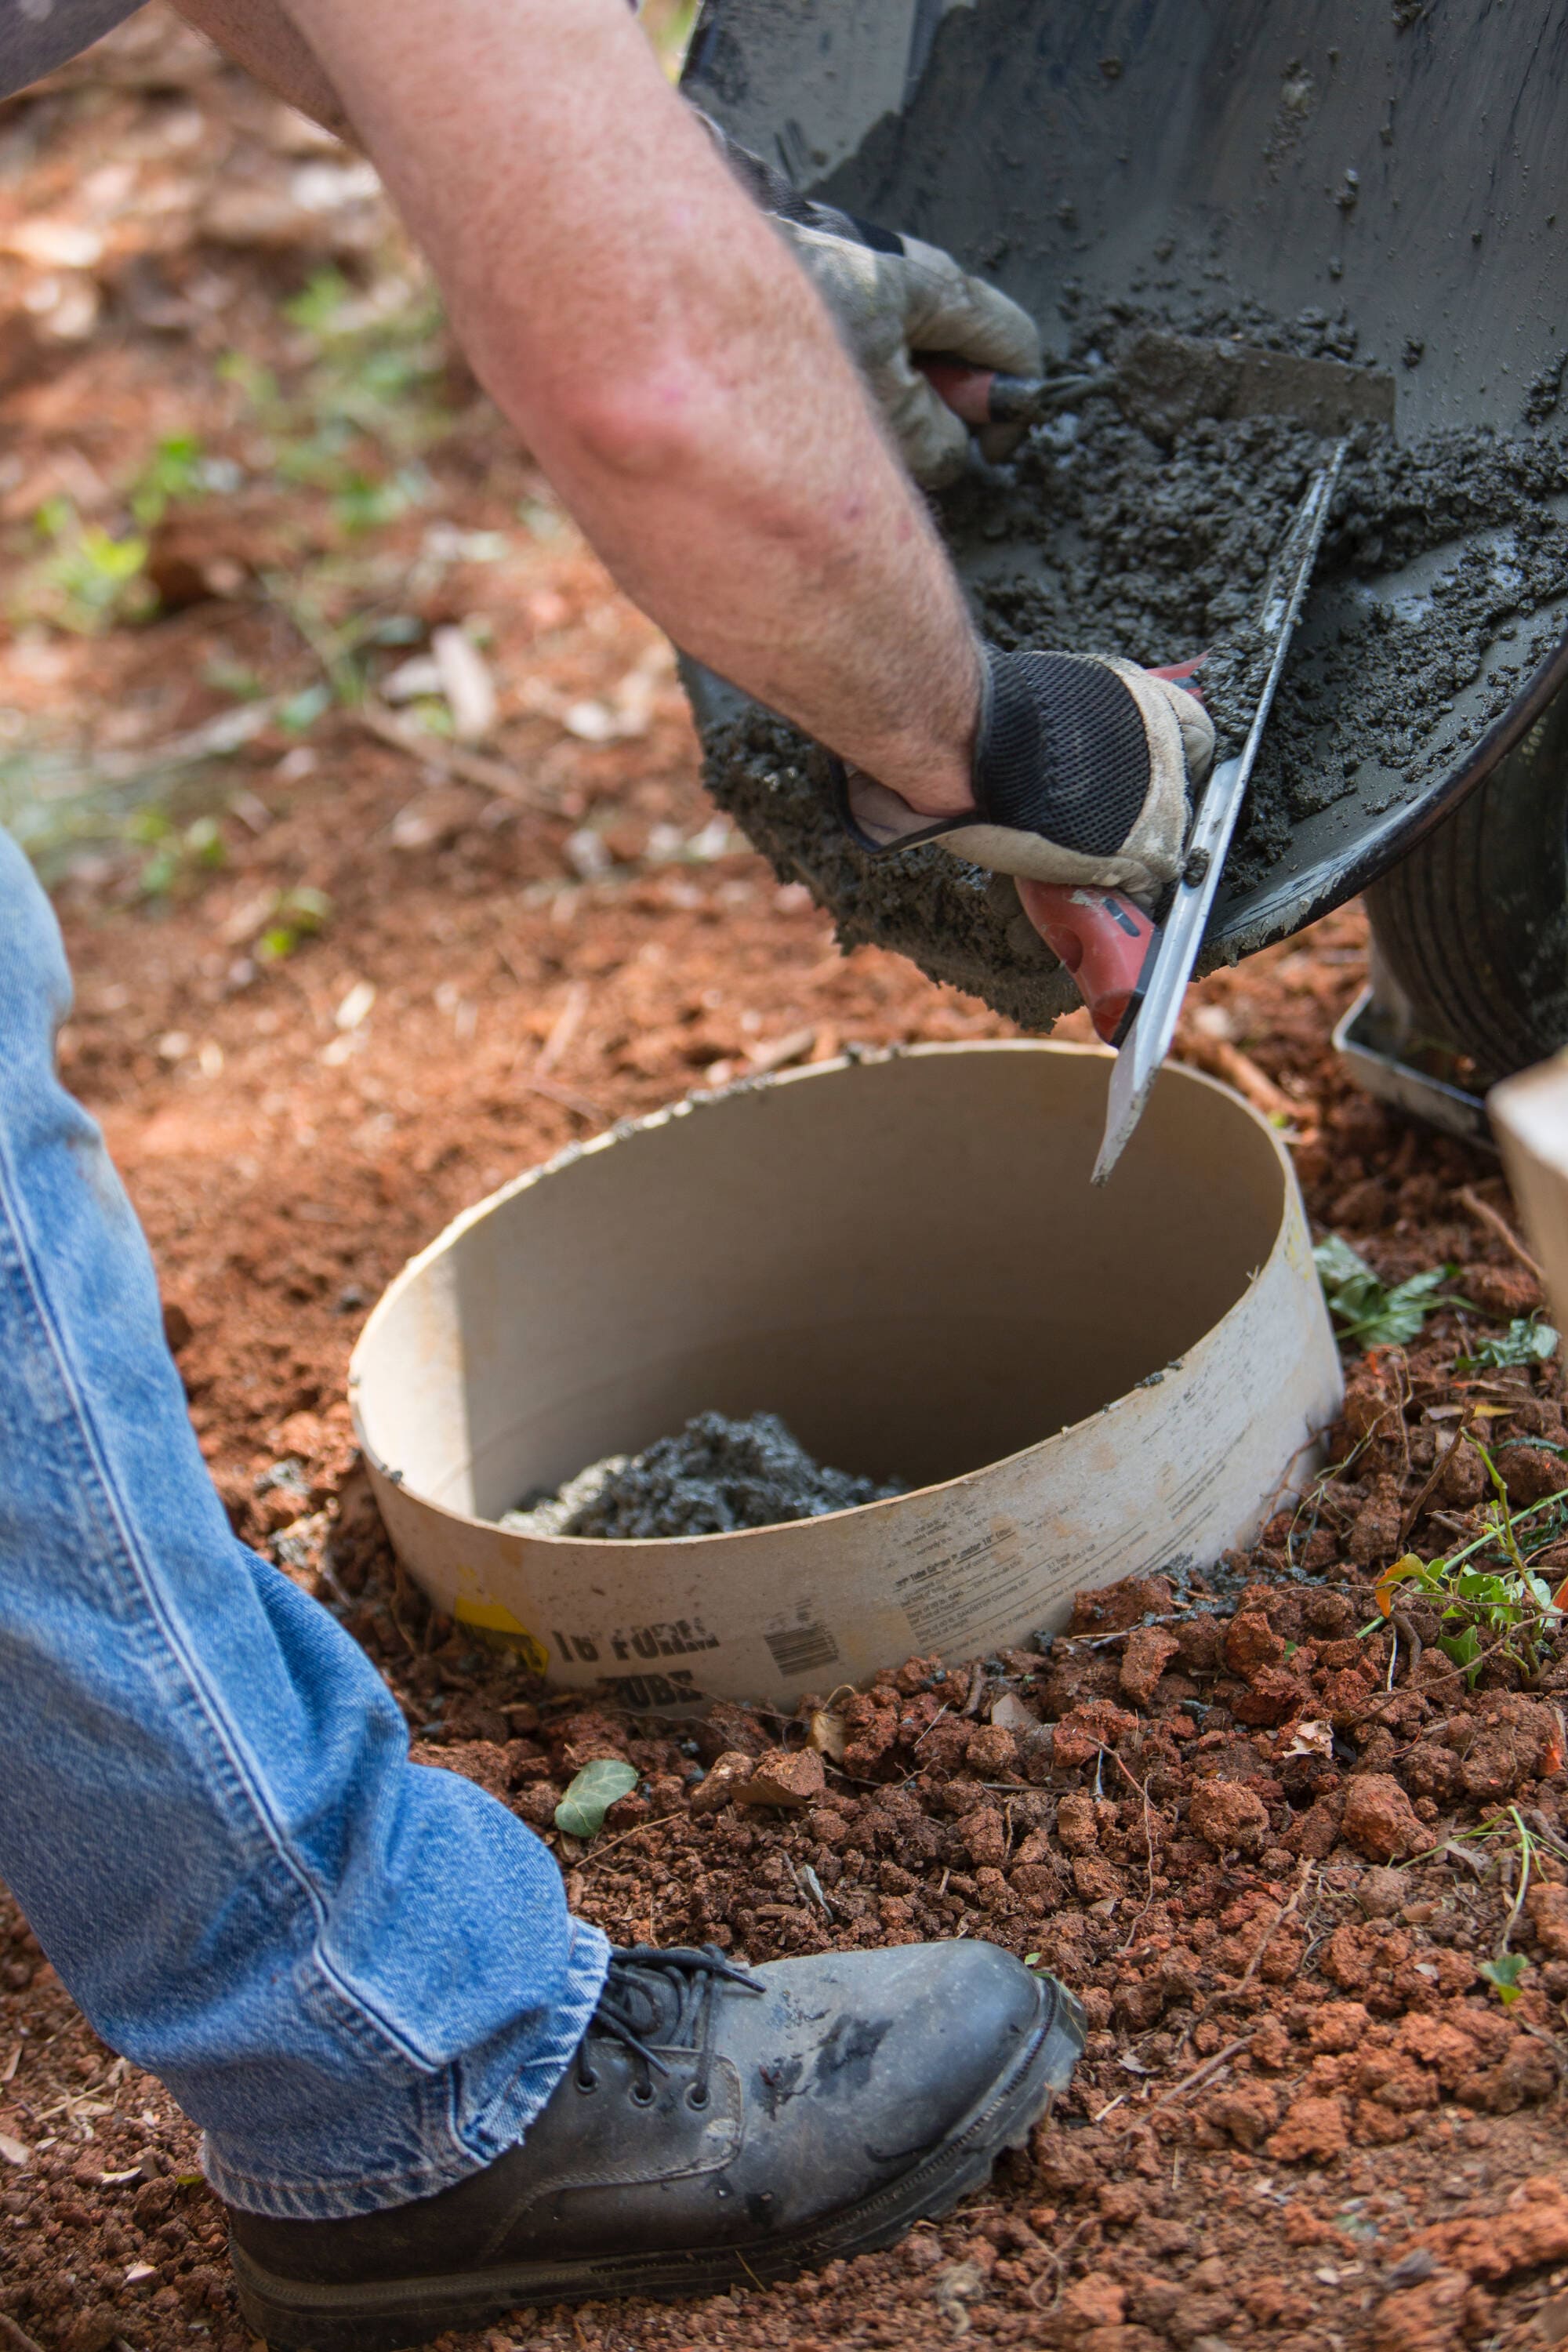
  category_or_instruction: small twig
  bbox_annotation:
[0,2317,47,2352]
[797,1861,837,1922]
[1399,1421,1468,1550]
[358,698,550,806]
[1056,1610,1194,1652]
[1209,1039,1305,1126]
[1390,1606,1425,1685]
[745,1025,818,1077]
[576,1815,679,1872]
[1211,1861,1312,2011]
[1027,2219,1090,2313]
[1396,1353,1414,1479]
[1150,2032,1254,2110]
[1459,1184,1545,1283]
[1109,1751,1159,1945]
[962,1661,985,1718]
[912,1702,953,1751]
[536,981,589,1075]
[513,1073,612,1125]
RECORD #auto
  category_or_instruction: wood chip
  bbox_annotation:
[745,1025,818,1077]
[431,625,499,744]
[536,981,589,1076]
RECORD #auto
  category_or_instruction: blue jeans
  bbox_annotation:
[0,827,608,2219]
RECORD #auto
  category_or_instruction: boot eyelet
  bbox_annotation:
[577,2071,599,2094]
[686,2085,710,2111]
[630,2083,655,2107]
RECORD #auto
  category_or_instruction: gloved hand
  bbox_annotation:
[702,120,1041,487]
[832,648,1216,909]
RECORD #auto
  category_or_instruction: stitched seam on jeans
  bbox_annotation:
[0,1145,448,2082]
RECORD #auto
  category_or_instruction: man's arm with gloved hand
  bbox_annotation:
[186,0,1208,905]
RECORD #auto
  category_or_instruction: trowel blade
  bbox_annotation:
[1091,446,1346,1186]
[1115,329,1396,443]
[1092,1021,1152,1184]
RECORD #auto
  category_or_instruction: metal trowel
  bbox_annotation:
[924,332,1384,1182]
[923,326,1396,445]
[1087,445,1345,1182]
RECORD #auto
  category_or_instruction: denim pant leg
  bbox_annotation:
[0,827,607,2219]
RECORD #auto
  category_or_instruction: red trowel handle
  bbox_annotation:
[1017,881,1159,1048]
[920,358,999,425]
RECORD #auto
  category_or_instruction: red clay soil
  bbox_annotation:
[5,20,1568,2352]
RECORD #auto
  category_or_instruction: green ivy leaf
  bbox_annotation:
[554,1759,639,1841]
[1455,1316,1560,1375]
[278,682,332,733]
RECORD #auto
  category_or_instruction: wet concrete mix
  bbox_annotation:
[502,1410,906,1539]
[697,309,1568,1029]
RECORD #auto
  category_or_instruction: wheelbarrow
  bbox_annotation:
[678,0,1568,1089]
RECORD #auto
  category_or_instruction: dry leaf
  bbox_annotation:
[807,1708,847,1762]
[989,1690,1041,1733]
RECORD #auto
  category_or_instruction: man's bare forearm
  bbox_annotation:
[173,0,351,140]
[241,0,981,811]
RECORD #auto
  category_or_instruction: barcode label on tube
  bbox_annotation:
[763,1621,839,1679]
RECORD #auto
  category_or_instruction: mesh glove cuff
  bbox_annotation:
[833,648,1215,908]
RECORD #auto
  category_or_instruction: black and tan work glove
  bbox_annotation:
[703,122,1042,488]
[831,648,1216,909]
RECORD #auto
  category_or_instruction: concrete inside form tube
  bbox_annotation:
[350,1044,1342,1703]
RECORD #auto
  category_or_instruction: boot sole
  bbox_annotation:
[230,1975,1083,2351]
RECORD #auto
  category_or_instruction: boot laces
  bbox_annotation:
[575,1944,761,2107]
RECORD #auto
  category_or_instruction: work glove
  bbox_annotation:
[703,120,1042,487]
[831,648,1216,909]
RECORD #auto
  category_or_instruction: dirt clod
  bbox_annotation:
[1188,1780,1271,1853]
[1342,1773,1426,1862]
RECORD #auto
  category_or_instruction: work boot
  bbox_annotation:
[228,1939,1084,2351]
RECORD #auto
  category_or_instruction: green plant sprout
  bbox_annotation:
[129,433,206,529]
[1455,1314,1560,1376]
[220,267,449,535]
[1376,1439,1568,1682]
[1314,1235,1468,1352]
[20,503,153,633]
[1414,1806,1568,2005]
[129,809,228,900]
[257,884,333,961]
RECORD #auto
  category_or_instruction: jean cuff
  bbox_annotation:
[457,1914,614,2167]
[203,1917,612,2220]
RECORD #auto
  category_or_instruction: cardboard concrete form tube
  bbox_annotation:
[1490,1053,1568,1327]
[350,1044,1343,1708]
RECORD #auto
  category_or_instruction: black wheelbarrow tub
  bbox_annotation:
[680,0,1568,1018]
